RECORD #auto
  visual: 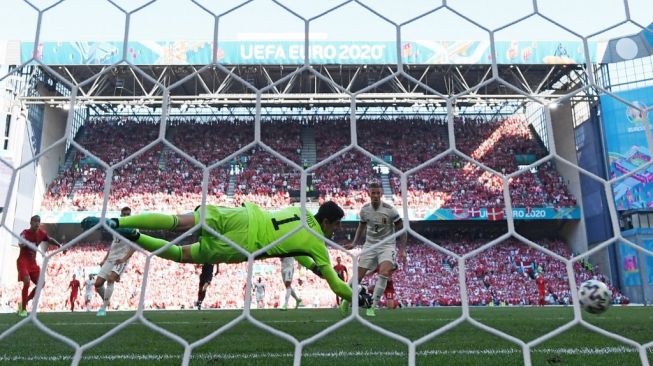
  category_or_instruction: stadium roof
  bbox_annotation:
[16,62,590,110]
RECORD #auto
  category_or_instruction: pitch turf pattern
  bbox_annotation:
[0,307,651,366]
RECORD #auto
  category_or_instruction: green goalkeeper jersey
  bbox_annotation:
[246,203,352,301]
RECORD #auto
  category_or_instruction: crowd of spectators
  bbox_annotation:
[0,235,626,312]
[40,115,576,212]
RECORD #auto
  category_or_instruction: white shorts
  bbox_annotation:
[282,267,294,283]
[359,243,396,271]
[85,292,93,302]
[256,293,264,302]
[98,260,128,280]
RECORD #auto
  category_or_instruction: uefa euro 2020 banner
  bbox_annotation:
[21,40,599,65]
[600,86,653,211]
[37,206,580,224]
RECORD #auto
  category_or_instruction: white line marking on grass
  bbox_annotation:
[1,346,648,362]
[0,318,472,327]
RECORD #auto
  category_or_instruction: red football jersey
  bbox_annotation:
[69,279,81,294]
[334,264,348,280]
[19,229,50,261]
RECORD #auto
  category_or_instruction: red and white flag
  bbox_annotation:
[453,207,469,219]
[486,207,504,221]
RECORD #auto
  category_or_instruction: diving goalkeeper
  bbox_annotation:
[81,201,353,306]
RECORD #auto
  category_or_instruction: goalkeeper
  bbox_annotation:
[81,201,353,306]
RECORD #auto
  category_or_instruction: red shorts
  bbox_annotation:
[17,258,40,282]
[70,292,78,299]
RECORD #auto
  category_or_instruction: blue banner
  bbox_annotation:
[22,40,600,65]
[619,242,641,286]
[37,206,579,224]
[600,86,653,211]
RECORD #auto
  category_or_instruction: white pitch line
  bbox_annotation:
[0,346,648,362]
[0,317,477,327]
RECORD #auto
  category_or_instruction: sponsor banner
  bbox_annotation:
[21,40,600,65]
[643,240,653,285]
[37,206,579,224]
[618,242,642,286]
[600,86,653,211]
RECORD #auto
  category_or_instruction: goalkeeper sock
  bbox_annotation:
[136,234,183,262]
[119,213,179,231]
[372,275,388,308]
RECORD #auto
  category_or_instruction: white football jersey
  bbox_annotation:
[85,279,94,294]
[254,282,265,295]
[106,235,133,262]
[359,201,400,246]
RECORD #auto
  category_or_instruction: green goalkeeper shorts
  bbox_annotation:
[192,205,253,264]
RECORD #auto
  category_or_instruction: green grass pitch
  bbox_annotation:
[0,306,652,365]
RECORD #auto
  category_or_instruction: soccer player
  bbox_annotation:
[333,256,348,305]
[384,277,397,309]
[536,273,546,306]
[253,277,266,308]
[94,206,137,316]
[84,274,95,311]
[280,257,302,310]
[80,201,353,308]
[16,215,62,316]
[196,263,218,310]
[345,182,407,317]
[68,274,81,312]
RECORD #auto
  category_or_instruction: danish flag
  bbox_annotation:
[486,207,504,221]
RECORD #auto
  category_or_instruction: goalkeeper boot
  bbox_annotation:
[338,299,350,316]
[365,308,376,317]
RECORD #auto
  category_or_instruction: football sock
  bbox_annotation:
[198,289,206,303]
[135,234,183,262]
[96,285,105,299]
[119,214,179,231]
[21,283,29,310]
[27,286,37,302]
[290,288,299,300]
[103,282,114,308]
[372,275,389,308]
[284,288,291,307]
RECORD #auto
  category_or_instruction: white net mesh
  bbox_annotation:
[1,0,653,365]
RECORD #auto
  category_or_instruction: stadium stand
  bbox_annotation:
[1,236,625,312]
[40,116,577,212]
